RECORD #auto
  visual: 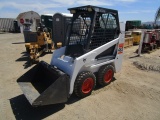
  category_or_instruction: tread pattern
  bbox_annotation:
[97,64,114,86]
[74,71,96,98]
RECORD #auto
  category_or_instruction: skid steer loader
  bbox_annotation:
[17,5,125,106]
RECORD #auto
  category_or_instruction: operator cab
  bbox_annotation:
[65,5,120,58]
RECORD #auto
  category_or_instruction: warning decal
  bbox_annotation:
[118,43,124,54]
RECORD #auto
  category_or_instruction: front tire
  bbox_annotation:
[97,65,114,86]
[74,71,96,98]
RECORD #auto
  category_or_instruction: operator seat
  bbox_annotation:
[65,44,85,58]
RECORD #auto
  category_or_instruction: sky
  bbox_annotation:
[0,0,159,22]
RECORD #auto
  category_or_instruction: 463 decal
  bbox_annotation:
[118,43,124,54]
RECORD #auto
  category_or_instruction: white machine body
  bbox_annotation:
[51,25,125,94]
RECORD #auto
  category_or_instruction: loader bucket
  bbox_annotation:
[17,61,70,106]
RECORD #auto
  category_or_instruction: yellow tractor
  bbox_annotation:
[24,23,54,63]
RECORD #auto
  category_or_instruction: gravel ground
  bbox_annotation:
[0,33,160,120]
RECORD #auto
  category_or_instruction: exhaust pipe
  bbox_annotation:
[17,61,70,106]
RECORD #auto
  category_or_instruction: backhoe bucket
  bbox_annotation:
[17,61,70,106]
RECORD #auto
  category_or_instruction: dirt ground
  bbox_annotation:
[0,33,160,120]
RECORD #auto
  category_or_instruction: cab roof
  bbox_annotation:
[68,5,118,14]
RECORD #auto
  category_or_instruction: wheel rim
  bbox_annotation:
[81,78,94,94]
[104,69,113,83]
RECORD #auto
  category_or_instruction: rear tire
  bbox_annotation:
[74,71,96,98]
[97,65,114,86]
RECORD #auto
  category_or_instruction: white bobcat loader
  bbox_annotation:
[17,5,125,106]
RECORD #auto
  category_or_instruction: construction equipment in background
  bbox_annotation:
[17,5,125,106]
[125,31,132,37]
[141,30,157,52]
[155,29,160,47]
[124,31,133,48]
[124,37,133,48]
[131,30,142,45]
[137,29,160,55]
[24,22,53,63]
[125,29,142,46]
[124,20,142,46]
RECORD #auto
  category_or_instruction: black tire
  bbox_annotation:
[74,71,96,98]
[26,47,30,53]
[150,45,153,51]
[153,44,157,49]
[30,58,39,64]
[48,43,52,50]
[97,65,114,86]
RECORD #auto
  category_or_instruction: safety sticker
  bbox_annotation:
[118,43,124,54]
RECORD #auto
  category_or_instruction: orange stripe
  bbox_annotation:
[119,43,124,47]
